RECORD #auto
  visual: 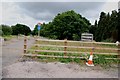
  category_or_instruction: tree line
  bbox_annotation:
[0,24,31,36]
[89,10,120,42]
[0,10,119,42]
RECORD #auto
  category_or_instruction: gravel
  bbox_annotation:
[2,61,118,78]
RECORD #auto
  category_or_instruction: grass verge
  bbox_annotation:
[27,40,119,68]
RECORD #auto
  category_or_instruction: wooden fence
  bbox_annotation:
[23,38,120,60]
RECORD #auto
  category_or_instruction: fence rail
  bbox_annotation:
[27,49,118,55]
[36,39,116,45]
[24,38,119,59]
[34,44,118,51]
[23,54,85,59]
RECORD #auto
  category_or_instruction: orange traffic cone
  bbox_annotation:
[86,50,94,66]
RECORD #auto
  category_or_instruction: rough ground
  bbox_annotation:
[3,61,118,78]
[1,36,118,78]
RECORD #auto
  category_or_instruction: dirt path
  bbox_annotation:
[2,37,35,67]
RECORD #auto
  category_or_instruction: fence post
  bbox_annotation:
[118,43,120,59]
[35,39,39,53]
[116,41,120,59]
[64,39,67,56]
[24,36,27,54]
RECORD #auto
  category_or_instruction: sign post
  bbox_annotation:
[37,23,41,37]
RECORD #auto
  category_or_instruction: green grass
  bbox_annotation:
[2,35,16,41]
[36,55,84,64]
[26,51,119,67]
[29,45,117,54]
[94,54,119,68]
[35,40,117,48]
[27,40,119,67]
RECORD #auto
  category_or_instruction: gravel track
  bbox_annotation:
[3,61,118,78]
[2,37,35,67]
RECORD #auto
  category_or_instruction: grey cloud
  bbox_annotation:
[118,1,120,9]
[16,2,105,22]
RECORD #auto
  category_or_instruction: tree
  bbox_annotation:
[110,10,118,42]
[0,26,2,36]
[1,24,12,36]
[11,24,31,36]
[103,13,111,40]
[94,10,118,42]
[117,9,120,41]
[40,10,91,40]
[31,25,38,35]
[95,12,106,41]
[89,20,97,40]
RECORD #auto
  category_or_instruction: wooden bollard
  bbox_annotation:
[64,39,67,56]
[24,37,27,53]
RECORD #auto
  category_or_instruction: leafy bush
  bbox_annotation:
[94,54,118,67]
[72,34,80,41]
[11,24,31,36]
[102,38,114,43]
[1,24,12,36]
[0,30,2,36]
[38,10,91,40]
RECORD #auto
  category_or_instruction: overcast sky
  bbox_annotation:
[1,0,119,30]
